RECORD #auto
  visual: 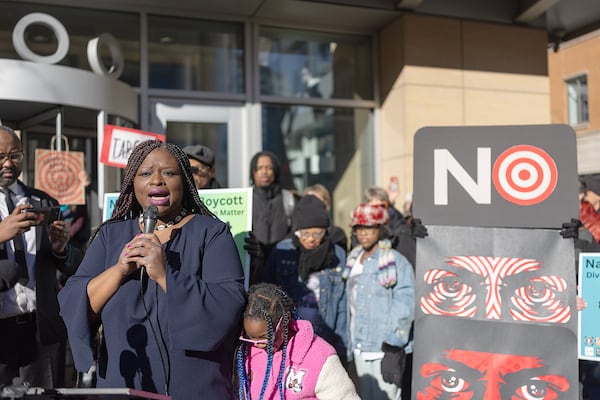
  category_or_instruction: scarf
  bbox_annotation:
[255,183,282,200]
[293,235,335,281]
[342,239,397,288]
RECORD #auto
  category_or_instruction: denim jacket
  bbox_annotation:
[264,238,348,360]
[346,245,415,355]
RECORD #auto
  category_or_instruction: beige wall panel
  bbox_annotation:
[380,87,407,160]
[380,83,465,160]
[462,21,548,76]
[398,65,463,88]
[464,71,549,93]
[464,90,550,125]
[379,14,462,99]
[379,87,411,198]
[380,83,464,204]
[401,15,462,69]
[403,84,465,130]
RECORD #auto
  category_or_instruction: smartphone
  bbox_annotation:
[24,206,62,224]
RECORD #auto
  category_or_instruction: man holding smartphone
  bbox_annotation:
[0,125,82,389]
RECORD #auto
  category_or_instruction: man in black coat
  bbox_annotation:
[0,125,82,388]
[245,151,297,283]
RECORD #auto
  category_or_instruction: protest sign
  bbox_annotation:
[101,125,165,168]
[35,136,85,205]
[413,125,578,228]
[412,125,579,397]
[578,252,600,361]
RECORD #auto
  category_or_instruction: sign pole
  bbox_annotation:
[97,111,106,223]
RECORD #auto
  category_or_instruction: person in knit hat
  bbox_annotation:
[262,194,349,362]
[304,184,348,252]
[344,203,415,400]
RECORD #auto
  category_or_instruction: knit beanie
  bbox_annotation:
[350,203,390,227]
[292,195,330,230]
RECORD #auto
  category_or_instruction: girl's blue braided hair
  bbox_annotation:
[276,312,290,399]
[260,312,274,400]
[237,283,297,400]
[236,344,250,399]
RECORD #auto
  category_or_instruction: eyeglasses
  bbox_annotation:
[190,165,211,175]
[239,317,283,346]
[354,226,379,235]
[295,229,326,240]
[0,152,23,164]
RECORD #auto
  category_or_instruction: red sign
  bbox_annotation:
[101,125,165,168]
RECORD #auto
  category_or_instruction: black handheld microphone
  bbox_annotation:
[140,206,158,279]
[142,205,159,234]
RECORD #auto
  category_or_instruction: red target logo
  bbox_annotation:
[35,150,85,205]
[492,145,557,206]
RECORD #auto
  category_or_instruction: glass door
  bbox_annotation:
[150,101,248,188]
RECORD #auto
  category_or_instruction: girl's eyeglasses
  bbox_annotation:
[239,317,283,346]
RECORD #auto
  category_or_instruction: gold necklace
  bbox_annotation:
[138,209,188,231]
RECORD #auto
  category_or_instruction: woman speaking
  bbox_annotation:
[59,140,245,399]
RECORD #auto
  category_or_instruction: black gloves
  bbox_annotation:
[560,218,582,240]
[381,342,406,386]
[0,260,20,291]
[244,232,266,285]
[411,218,428,239]
[243,232,264,259]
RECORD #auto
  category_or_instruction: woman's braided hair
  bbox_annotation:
[237,283,296,400]
[89,140,213,242]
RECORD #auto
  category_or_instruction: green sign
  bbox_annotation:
[197,188,253,272]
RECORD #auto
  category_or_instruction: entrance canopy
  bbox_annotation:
[86,0,596,45]
[0,59,138,126]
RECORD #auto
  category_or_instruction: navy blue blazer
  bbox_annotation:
[59,215,245,400]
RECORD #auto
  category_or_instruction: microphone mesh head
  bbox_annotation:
[143,205,159,219]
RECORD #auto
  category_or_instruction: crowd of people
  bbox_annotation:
[1,129,595,399]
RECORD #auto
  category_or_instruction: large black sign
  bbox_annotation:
[413,125,579,228]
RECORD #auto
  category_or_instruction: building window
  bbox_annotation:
[258,26,375,229]
[147,15,244,93]
[262,104,374,226]
[259,27,373,100]
[567,75,589,126]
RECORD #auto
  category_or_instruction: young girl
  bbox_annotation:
[237,283,359,400]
